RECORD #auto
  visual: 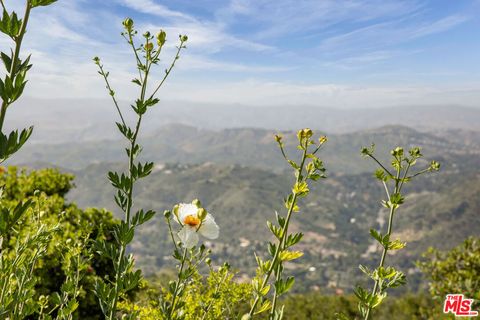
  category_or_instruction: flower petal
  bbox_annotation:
[199,214,219,239]
[178,227,199,249]
[177,203,198,224]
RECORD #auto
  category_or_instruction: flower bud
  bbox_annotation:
[319,136,327,144]
[430,160,440,171]
[164,210,172,219]
[274,134,282,143]
[143,31,151,38]
[303,128,313,139]
[122,18,134,31]
[157,30,166,46]
[179,34,188,42]
[205,257,212,265]
[145,42,153,51]
[197,208,207,220]
[409,147,421,157]
[391,147,404,157]
[192,199,202,208]
[173,204,180,218]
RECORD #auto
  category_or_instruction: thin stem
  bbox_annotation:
[382,181,390,200]
[0,0,31,132]
[367,154,394,179]
[408,167,430,180]
[249,141,308,318]
[96,63,126,128]
[168,247,188,320]
[364,166,401,320]
[166,217,178,252]
[124,32,143,83]
[147,41,185,101]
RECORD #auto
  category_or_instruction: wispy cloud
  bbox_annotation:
[119,0,196,21]
[0,0,476,109]
[318,14,469,53]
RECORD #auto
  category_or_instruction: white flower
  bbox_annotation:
[175,203,219,248]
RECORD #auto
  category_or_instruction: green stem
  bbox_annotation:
[97,63,126,128]
[0,0,31,132]
[249,142,308,318]
[147,40,185,101]
[168,247,188,320]
[364,167,401,320]
[367,154,394,179]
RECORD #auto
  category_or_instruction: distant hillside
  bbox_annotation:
[9,125,479,174]
[7,98,480,144]
[8,121,479,293]
[63,159,480,293]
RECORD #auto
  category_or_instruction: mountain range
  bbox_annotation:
[8,123,479,293]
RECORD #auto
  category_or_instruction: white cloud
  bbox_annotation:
[156,80,480,108]
[119,0,196,21]
[318,14,469,53]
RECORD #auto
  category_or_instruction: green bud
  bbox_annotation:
[157,30,167,46]
[192,199,202,207]
[391,147,404,157]
[297,128,313,143]
[409,147,422,158]
[303,128,313,139]
[144,31,151,38]
[241,314,252,320]
[180,34,188,42]
[197,208,207,220]
[173,204,180,218]
[319,136,327,144]
[429,160,440,171]
[93,56,100,64]
[205,258,212,265]
[122,18,134,31]
[274,134,282,143]
[145,42,153,51]
[164,210,172,219]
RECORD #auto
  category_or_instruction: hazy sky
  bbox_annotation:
[1,0,480,108]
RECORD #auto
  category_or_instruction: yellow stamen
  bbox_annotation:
[184,215,200,227]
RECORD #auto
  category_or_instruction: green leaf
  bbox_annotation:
[285,232,303,248]
[255,300,271,315]
[388,239,406,250]
[30,0,58,8]
[279,250,303,261]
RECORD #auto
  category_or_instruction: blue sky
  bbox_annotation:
[2,0,480,107]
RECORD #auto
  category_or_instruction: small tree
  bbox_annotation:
[418,237,480,308]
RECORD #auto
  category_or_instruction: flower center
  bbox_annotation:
[184,215,201,227]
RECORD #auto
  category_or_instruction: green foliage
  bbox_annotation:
[418,237,480,307]
[93,18,188,319]
[0,167,118,319]
[118,266,251,320]
[0,0,57,162]
[352,145,440,319]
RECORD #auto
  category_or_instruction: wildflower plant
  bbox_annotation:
[93,18,188,319]
[352,145,440,319]
[0,0,59,318]
[0,191,59,319]
[245,129,327,320]
[38,234,92,320]
[160,200,219,319]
